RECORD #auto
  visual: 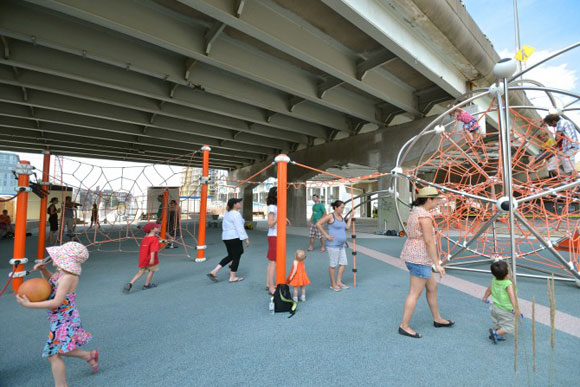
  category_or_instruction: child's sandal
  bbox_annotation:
[88,350,99,374]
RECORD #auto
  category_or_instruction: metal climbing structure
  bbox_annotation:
[393,42,580,286]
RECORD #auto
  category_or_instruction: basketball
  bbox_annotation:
[17,278,52,302]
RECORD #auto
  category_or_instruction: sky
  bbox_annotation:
[463,0,580,101]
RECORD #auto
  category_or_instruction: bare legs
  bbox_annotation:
[328,265,347,290]
[307,237,325,252]
[210,264,242,282]
[128,270,155,287]
[48,350,97,387]
[400,274,450,336]
[266,261,276,293]
[400,275,427,335]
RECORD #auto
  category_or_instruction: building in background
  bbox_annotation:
[0,152,19,196]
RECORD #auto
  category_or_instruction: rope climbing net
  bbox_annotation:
[393,47,580,285]
[46,151,231,258]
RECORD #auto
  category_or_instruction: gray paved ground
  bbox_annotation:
[0,227,579,386]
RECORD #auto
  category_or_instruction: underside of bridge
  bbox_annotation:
[0,0,499,172]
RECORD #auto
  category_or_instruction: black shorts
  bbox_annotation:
[49,216,58,232]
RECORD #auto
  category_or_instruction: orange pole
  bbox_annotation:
[11,161,33,291]
[160,190,168,248]
[349,182,357,288]
[196,145,211,262]
[36,151,51,263]
[275,154,289,284]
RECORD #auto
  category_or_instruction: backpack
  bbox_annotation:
[273,284,297,317]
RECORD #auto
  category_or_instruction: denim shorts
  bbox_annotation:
[405,262,432,278]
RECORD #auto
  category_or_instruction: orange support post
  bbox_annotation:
[11,161,33,291]
[36,151,51,264]
[275,154,290,284]
[160,190,169,248]
[196,145,211,262]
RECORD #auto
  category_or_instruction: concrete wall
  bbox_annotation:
[232,117,437,231]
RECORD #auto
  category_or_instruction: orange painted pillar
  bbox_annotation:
[275,154,290,284]
[11,161,33,291]
[36,150,51,263]
[196,145,211,262]
[160,190,169,248]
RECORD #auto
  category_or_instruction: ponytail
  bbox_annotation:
[331,200,344,210]
[411,197,428,207]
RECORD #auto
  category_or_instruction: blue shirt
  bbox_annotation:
[556,118,579,152]
[326,214,347,248]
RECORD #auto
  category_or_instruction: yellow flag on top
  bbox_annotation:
[514,45,535,62]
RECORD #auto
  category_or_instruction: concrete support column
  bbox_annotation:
[377,169,412,233]
[287,185,307,227]
[242,187,253,222]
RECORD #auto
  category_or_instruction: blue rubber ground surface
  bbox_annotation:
[1,229,579,386]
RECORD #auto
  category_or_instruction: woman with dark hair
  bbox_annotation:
[47,197,61,245]
[265,186,290,294]
[167,199,180,249]
[207,198,249,283]
[398,187,453,339]
[317,199,351,291]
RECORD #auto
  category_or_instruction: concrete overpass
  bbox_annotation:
[0,0,500,224]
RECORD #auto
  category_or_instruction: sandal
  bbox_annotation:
[88,350,99,374]
[207,273,219,283]
[330,286,341,292]
[338,283,349,289]
[229,277,244,283]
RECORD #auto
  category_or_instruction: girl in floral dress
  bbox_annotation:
[16,242,98,387]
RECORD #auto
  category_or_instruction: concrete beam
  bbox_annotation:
[205,21,226,55]
[0,140,230,169]
[356,50,397,81]
[0,104,276,158]
[21,0,380,123]
[178,0,420,115]
[0,40,329,142]
[0,66,313,145]
[0,2,342,133]
[0,128,240,168]
[232,116,437,183]
[323,0,467,97]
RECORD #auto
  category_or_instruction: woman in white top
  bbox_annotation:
[265,187,290,295]
[207,198,249,283]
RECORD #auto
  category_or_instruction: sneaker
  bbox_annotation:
[292,296,298,302]
[489,328,498,344]
[143,283,158,290]
[123,283,132,293]
[300,295,306,302]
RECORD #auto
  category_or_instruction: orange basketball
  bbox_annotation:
[17,278,52,302]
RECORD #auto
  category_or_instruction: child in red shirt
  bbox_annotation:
[124,222,160,293]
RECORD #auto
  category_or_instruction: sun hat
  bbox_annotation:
[416,187,440,198]
[46,242,89,276]
[142,222,160,234]
[227,198,243,208]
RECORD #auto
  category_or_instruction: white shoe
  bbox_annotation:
[300,295,306,302]
[292,296,298,302]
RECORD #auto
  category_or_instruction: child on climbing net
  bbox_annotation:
[527,129,556,169]
[16,242,99,386]
[286,249,310,302]
[124,222,161,293]
[449,105,480,142]
[482,260,521,344]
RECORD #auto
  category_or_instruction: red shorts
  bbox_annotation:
[267,236,277,261]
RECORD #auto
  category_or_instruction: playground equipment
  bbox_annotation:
[392,42,580,286]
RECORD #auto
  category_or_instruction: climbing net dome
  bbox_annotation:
[393,51,580,285]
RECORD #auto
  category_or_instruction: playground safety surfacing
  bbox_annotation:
[1,227,579,386]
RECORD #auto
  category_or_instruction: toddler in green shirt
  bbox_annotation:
[482,260,520,344]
